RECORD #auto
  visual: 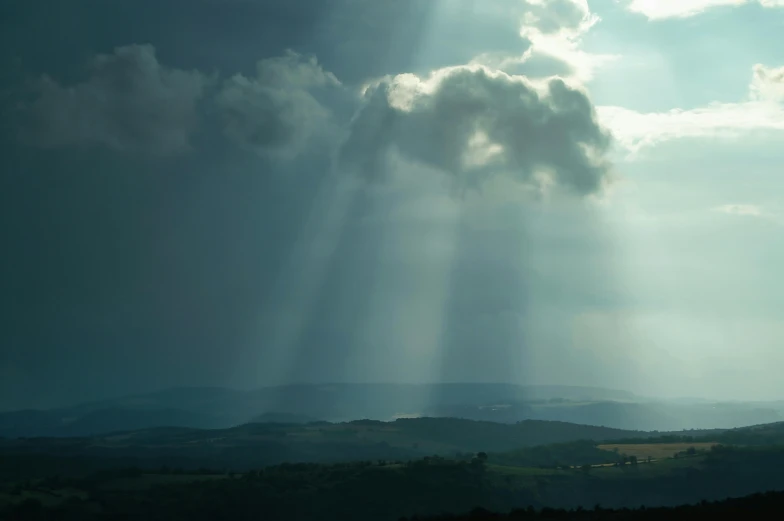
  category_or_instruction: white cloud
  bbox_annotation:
[516,32,620,83]
[714,204,783,225]
[750,64,784,102]
[521,0,619,83]
[621,0,784,20]
[714,203,764,216]
[598,101,784,154]
[598,64,784,156]
[470,0,618,83]
[523,0,599,37]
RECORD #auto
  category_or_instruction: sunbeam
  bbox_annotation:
[7,0,784,438]
[249,168,361,386]
[238,0,442,412]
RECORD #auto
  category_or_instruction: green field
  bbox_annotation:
[598,442,718,460]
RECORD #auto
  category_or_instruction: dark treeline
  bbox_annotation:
[402,491,784,521]
[0,418,651,480]
[3,445,784,521]
[607,421,784,446]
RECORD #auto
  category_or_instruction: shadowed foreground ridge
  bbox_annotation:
[402,491,784,521]
[4,442,784,521]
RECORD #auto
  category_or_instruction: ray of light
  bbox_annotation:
[248,166,361,387]
[238,1,443,413]
[347,163,465,418]
[594,161,784,401]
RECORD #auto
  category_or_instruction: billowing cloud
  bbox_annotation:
[599,63,784,156]
[472,0,617,83]
[519,0,618,83]
[621,0,784,20]
[750,64,784,102]
[24,46,345,159]
[522,0,598,37]
[214,50,341,157]
[26,44,210,155]
[340,65,612,196]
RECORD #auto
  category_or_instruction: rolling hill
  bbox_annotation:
[1,383,781,438]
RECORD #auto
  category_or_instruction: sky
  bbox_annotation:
[1,0,783,410]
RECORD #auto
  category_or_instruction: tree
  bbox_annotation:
[476,452,488,462]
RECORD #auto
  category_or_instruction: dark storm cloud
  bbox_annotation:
[340,66,612,195]
[0,0,621,410]
[215,51,342,157]
[15,1,583,160]
[22,45,346,159]
[25,44,211,155]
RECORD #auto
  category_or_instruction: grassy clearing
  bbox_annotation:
[598,442,717,459]
[486,465,564,487]
[588,453,707,480]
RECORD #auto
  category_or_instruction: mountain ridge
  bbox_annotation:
[1,383,781,438]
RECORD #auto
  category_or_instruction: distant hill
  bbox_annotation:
[0,407,227,438]
[249,412,321,424]
[713,420,784,446]
[0,383,637,437]
[0,417,651,474]
[0,383,781,437]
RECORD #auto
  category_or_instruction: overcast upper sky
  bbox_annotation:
[1,0,783,410]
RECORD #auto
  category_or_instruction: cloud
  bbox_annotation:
[750,64,784,102]
[513,34,619,83]
[598,64,784,156]
[621,0,784,20]
[714,204,783,225]
[598,101,784,154]
[523,0,598,37]
[26,44,210,155]
[472,34,618,84]
[340,64,612,196]
[520,0,617,83]
[471,0,618,83]
[24,46,345,159]
[715,204,764,216]
[214,50,341,157]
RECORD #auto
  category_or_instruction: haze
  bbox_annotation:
[1,0,783,411]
